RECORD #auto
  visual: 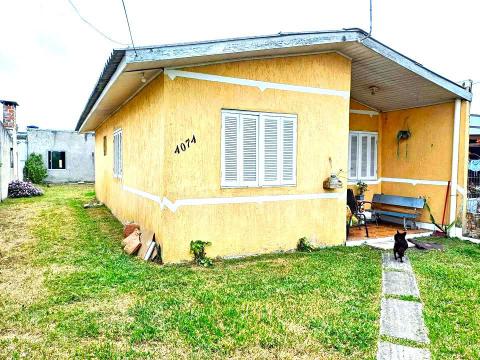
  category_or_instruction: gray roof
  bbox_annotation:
[76,28,472,132]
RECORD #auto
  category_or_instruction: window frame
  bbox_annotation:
[221,109,297,188]
[113,128,123,179]
[47,150,66,170]
[348,131,378,181]
[9,148,14,168]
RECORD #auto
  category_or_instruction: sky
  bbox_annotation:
[1,0,479,131]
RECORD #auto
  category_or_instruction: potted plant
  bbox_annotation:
[356,181,368,200]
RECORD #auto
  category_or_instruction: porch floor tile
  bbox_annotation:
[348,222,428,242]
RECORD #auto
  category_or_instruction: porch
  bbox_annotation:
[346,221,431,243]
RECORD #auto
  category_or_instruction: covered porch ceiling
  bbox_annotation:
[77,29,471,132]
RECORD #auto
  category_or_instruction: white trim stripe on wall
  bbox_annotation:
[122,185,345,213]
[347,177,465,195]
[164,69,350,99]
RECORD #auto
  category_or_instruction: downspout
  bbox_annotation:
[449,99,461,236]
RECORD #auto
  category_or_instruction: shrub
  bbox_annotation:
[8,180,43,198]
[24,153,47,184]
[190,240,213,267]
[297,237,315,252]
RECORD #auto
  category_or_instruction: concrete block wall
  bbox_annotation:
[27,129,95,183]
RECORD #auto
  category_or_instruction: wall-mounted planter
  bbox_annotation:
[323,174,343,190]
[397,130,411,158]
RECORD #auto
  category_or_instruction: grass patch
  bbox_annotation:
[383,294,421,302]
[379,335,428,349]
[409,237,480,359]
[0,184,382,359]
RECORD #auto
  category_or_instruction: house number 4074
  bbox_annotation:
[174,134,196,154]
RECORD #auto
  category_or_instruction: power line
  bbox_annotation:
[120,0,137,56]
[360,0,373,41]
[67,0,128,46]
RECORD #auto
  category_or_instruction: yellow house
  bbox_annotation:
[76,29,472,263]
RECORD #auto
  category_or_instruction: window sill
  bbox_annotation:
[221,184,297,189]
[347,179,379,185]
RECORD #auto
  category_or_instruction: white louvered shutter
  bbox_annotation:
[260,114,281,185]
[281,116,296,185]
[221,112,240,187]
[240,114,259,187]
[360,134,368,178]
[369,135,377,178]
[348,133,358,179]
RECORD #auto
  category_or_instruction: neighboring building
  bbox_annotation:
[25,128,95,183]
[469,114,480,158]
[76,29,472,263]
[17,131,27,181]
[0,100,18,200]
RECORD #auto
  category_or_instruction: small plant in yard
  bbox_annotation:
[190,240,213,267]
[297,237,315,252]
[424,200,455,237]
[8,180,43,198]
[24,153,48,184]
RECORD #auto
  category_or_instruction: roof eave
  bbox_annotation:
[76,29,472,132]
[75,49,126,131]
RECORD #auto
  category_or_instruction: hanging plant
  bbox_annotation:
[396,130,411,158]
[396,117,412,159]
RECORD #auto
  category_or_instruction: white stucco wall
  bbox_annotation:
[26,129,95,183]
[17,135,27,181]
[0,123,13,200]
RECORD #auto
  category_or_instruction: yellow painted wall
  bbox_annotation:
[457,100,470,227]
[380,102,456,223]
[95,75,167,251]
[95,53,352,263]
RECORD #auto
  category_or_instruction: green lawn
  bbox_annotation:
[409,238,480,359]
[2,185,479,359]
[0,185,382,359]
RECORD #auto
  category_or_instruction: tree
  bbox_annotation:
[24,153,48,184]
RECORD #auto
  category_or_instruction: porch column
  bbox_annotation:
[449,99,461,236]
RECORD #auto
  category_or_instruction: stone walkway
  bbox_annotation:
[376,253,431,360]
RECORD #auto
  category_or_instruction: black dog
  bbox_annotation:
[393,230,408,262]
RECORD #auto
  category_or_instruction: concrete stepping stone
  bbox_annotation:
[377,341,430,360]
[383,270,420,297]
[380,298,429,344]
[382,252,413,272]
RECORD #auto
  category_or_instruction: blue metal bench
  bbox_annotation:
[371,194,425,229]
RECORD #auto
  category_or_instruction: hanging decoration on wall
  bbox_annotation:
[396,117,411,159]
[323,157,344,190]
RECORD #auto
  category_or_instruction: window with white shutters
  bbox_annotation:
[113,129,123,178]
[221,110,297,188]
[348,131,377,181]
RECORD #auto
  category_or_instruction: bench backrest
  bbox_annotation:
[372,194,425,209]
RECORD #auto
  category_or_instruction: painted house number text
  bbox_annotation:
[174,134,196,154]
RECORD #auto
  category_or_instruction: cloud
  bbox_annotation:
[1,0,479,130]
